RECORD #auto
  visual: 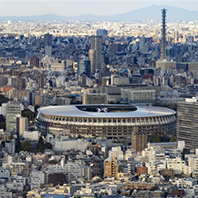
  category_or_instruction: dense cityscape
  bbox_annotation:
[1,5,198,198]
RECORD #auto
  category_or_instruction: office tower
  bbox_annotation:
[90,36,103,72]
[37,75,45,89]
[96,29,108,37]
[16,117,28,136]
[8,77,17,88]
[177,98,198,149]
[96,29,108,43]
[78,56,90,75]
[84,60,91,76]
[89,49,95,74]
[35,94,44,106]
[83,93,107,104]
[6,103,21,134]
[44,33,52,56]
[10,89,30,101]
[139,36,146,51]
[161,9,167,61]
[103,157,121,179]
[121,89,155,105]
[44,33,52,47]
[30,56,39,67]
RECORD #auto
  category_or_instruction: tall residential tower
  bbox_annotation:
[90,36,103,72]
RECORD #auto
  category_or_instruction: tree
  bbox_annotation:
[21,141,33,152]
[45,142,52,149]
[153,134,161,143]
[15,139,21,152]
[38,136,44,145]
[22,109,35,122]
[169,135,176,142]
[9,135,14,140]
[0,122,6,130]
[34,104,40,113]
[0,95,9,106]
[1,141,5,147]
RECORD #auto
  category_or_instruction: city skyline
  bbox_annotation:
[1,1,198,17]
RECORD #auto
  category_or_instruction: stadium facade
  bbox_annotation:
[35,105,176,141]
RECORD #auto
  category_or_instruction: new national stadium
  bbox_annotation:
[35,104,176,139]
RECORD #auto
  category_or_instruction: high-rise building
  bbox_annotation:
[96,29,108,43]
[83,93,107,104]
[89,49,95,74]
[44,33,52,47]
[78,56,91,76]
[30,56,39,67]
[16,77,27,90]
[177,98,198,149]
[35,94,44,106]
[37,75,45,89]
[44,33,52,56]
[16,117,28,136]
[96,29,108,37]
[90,36,103,72]
[132,126,148,152]
[103,157,121,179]
[6,103,21,133]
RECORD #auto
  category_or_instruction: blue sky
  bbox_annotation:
[1,1,198,16]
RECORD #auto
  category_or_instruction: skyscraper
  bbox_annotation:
[44,33,52,56]
[30,56,39,67]
[89,49,95,74]
[16,117,28,137]
[96,29,108,43]
[177,98,198,149]
[90,36,103,72]
[161,9,167,61]
[78,55,90,75]
[44,33,52,47]
[6,103,21,134]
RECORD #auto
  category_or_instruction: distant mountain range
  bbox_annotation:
[2,5,198,21]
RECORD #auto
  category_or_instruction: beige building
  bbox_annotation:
[156,61,176,71]
[132,126,148,152]
[188,62,198,71]
[103,157,121,179]
[89,49,95,74]
[9,89,30,101]
[83,93,107,104]
[121,89,155,105]
[35,95,44,106]
[17,117,28,136]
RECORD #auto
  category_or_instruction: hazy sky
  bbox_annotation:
[1,1,198,16]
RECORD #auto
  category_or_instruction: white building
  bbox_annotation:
[0,168,10,178]
[30,177,41,190]
[109,146,124,160]
[66,160,81,183]
[170,178,197,188]
[23,131,39,141]
[5,139,15,155]
[80,166,92,180]
[54,139,89,152]
[166,157,192,176]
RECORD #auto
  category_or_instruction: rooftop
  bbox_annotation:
[38,104,176,118]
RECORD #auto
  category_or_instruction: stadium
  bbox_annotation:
[35,104,176,139]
